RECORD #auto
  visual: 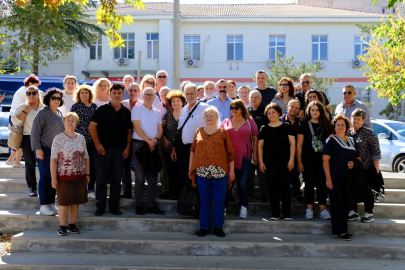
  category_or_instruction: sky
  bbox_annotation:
[143,0,295,4]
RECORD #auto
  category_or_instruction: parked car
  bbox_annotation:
[0,112,10,156]
[371,119,405,173]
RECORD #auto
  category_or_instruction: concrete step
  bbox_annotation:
[1,209,404,237]
[2,253,405,269]
[10,230,405,259]
[1,193,405,218]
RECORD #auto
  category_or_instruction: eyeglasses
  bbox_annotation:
[144,94,154,98]
[279,83,289,87]
[343,91,353,95]
[145,81,154,85]
[157,76,167,79]
[51,96,62,101]
[204,114,217,118]
[301,81,311,85]
[230,106,240,110]
[26,91,38,96]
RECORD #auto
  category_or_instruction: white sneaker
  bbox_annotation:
[224,208,226,216]
[13,163,25,168]
[305,209,313,220]
[88,191,96,199]
[40,205,56,216]
[320,209,331,220]
[50,204,58,215]
[239,206,248,219]
[361,212,374,223]
[348,210,361,221]
[5,160,13,166]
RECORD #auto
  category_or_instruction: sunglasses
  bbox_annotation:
[157,76,167,79]
[51,96,62,101]
[301,81,311,85]
[343,91,353,95]
[145,81,154,85]
[26,91,38,96]
[279,83,289,87]
[230,106,240,110]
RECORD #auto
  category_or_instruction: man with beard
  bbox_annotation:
[199,81,216,103]
[207,79,231,122]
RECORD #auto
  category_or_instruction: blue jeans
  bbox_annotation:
[226,157,250,208]
[197,175,228,230]
[35,146,55,205]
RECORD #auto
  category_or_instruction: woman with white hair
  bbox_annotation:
[92,78,112,107]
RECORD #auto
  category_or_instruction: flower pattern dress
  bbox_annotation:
[51,133,89,181]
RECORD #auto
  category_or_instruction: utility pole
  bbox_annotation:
[173,0,180,89]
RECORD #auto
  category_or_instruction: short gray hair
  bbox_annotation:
[184,83,198,94]
[160,86,171,93]
[343,84,356,91]
[255,70,267,78]
[249,90,262,99]
[216,79,228,87]
[156,70,168,76]
[143,87,156,95]
[300,73,311,81]
[204,106,219,116]
[204,81,215,88]
[123,74,134,81]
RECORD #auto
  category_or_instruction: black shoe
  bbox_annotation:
[135,205,145,215]
[336,233,354,238]
[57,226,67,236]
[229,195,235,202]
[145,205,165,215]
[120,192,132,199]
[337,234,351,241]
[261,193,268,203]
[197,228,209,237]
[170,195,179,200]
[110,208,122,215]
[213,227,225,237]
[295,194,305,204]
[160,191,171,199]
[67,224,80,234]
[29,188,38,197]
[94,208,105,216]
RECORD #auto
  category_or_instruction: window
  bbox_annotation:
[354,36,369,59]
[355,89,371,105]
[269,36,285,60]
[372,124,389,137]
[184,35,200,60]
[227,35,243,61]
[312,35,327,61]
[382,8,385,13]
[147,33,159,59]
[90,35,102,60]
[113,33,135,59]
[393,8,396,14]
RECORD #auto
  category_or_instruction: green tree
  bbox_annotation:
[0,0,105,75]
[256,51,338,93]
[379,102,403,119]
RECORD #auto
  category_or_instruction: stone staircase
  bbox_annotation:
[0,162,405,269]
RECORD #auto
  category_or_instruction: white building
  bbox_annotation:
[26,3,396,118]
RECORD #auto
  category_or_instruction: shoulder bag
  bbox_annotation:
[172,102,200,152]
[8,115,25,151]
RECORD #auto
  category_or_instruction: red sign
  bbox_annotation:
[90,77,142,82]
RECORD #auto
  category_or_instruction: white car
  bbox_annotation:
[371,119,405,173]
[0,112,10,155]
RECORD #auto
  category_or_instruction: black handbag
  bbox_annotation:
[177,184,200,218]
[172,102,200,151]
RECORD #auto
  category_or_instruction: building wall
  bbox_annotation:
[297,0,401,14]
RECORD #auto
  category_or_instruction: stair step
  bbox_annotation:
[1,209,405,236]
[1,253,404,269]
[10,230,405,259]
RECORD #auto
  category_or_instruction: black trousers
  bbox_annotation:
[291,166,302,198]
[330,176,349,235]
[178,144,192,192]
[166,151,180,197]
[21,135,37,190]
[265,167,291,217]
[303,163,328,205]
[121,144,133,195]
[350,166,375,214]
[86,142,97,192]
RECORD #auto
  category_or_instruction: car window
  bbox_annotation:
[0,114,9,127]
[385,122,405,139]
[372,123,389,137]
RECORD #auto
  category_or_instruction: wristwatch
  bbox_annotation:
[86,174,90,177]
[155,138,160,143]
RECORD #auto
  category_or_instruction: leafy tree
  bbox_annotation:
[379,102,403,120]
[256,51,338,93]
[0,0,105,75]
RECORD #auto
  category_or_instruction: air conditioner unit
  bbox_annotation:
[269,60,276,68]
[352,59,364,68]
[116,58,128,65]
[312,61,324,69]
[187,59,198,67]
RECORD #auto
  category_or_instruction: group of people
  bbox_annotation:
[6,70,382,241]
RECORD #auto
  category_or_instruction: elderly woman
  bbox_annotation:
[70,84,98,198]
[163,90,186,200]
[7,75,41,168]
[323,114,357,241]
[222,100,258,218]
[271,77,296,116]
[11,86,45,197]
[227,80,238,100]
[238,85,251,109]
[31,88,65,216]
[299,89,331,120]
[197,85,205,100]
[189,106,235,237]
[297,101,333,220]
[258,103,295,220]
[51,112,90,236]
[92,78,111,106]
[348,109,381,223]
[139,74,160,106]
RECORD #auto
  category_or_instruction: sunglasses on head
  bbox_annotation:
[157,76,167,79]
[230,106,240,110]
[26,91,38,96]
[343,91,352,95]
[301,81,311,85]
[51,96,62,101]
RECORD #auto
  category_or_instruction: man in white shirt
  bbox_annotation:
[171,83,208,191]
[59,75,77,115]
[132,87,164,215]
